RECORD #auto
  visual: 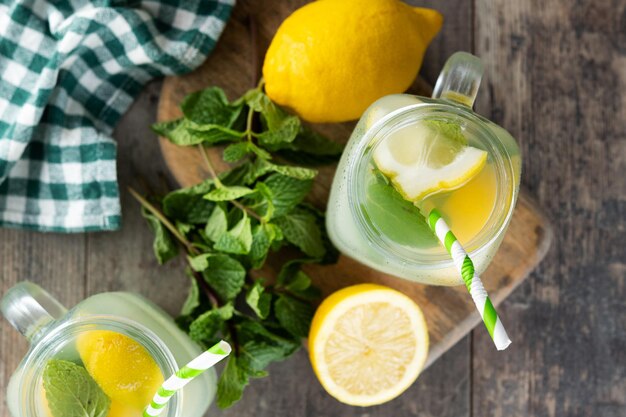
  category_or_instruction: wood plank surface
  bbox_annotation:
[472,1,626,416]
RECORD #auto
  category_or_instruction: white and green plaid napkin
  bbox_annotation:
[0,0,234,232]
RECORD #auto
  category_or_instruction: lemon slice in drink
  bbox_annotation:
[309,284,429,406]
[373,120,488,202]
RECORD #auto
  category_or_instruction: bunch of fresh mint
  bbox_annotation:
[133,84,342,408]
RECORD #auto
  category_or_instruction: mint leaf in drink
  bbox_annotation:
[43,360,110,417]
[205,205,228,242]
[181,87,244,128]
[274,208,325,258]
[189,303,234,346]
[246,280,271,319]
[141,208,179,264]
[365,174,439,248]
[274,295,315,338]
[214,213,253,255]
[264,174,312,217]
[162,180,215,223]
[202,254,246,301]
[204,185,255,201]
[424,120,467,145]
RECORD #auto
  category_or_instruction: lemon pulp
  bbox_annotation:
[77,330,164,412]
[309,284,428,406]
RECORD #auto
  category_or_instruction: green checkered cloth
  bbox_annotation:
[0,0,234,232]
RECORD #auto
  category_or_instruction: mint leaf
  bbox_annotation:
[181,276,201,316]
[153,118,243,146]
[43,360,110,417]
[274,295,314,338]
[255,116,300,148]
[188,253,212,272]
[424,120,467,145]
[217,355,249,409]
[277,126,344,165]
[246,280,271,319]
[264,174,312,217]
[274,208,325,258]
[202,254,246,301]
[248,223,279,268]
[181,87,243,127]
[152,119,202,145]
[244,90,300,149]
[277,260,321,301]
[268,164,317,180]
[365,176,438,248]
[189,303,234,346]
[236,320,300,375]
[205,205,228,242]
[185,122,246,145]
[204,185,255,201]
[214,213,253,255]
[163,180,215,223]
[141,208,179,264]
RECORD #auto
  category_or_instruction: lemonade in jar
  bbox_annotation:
[326,52,521,285]
[1,282,215,417]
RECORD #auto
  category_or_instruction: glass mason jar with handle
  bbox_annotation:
[1,282,215,417]
[326,52,522,285]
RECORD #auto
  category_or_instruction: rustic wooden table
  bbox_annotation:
[1,1,624,416]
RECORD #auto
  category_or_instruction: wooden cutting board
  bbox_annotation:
[156,2,552,368]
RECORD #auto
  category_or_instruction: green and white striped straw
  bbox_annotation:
[143,340,231,417]
[428,209,511,350]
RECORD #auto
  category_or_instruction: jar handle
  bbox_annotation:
[0,282,67,344]
[432,52,484,108]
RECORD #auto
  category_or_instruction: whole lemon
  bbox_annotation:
[263,0,443,123]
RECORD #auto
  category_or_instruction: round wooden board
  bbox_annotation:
[156,1,552,367]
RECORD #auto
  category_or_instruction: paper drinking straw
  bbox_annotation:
[143,340,232,417]
[427,209,511,350]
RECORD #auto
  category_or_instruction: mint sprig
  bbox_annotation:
[132,84,342,408]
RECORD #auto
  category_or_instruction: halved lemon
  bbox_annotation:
[373,120,488,202]
[309,284,429,406]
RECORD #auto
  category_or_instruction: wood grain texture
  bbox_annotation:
[472,1,626,416]
[157,0,552,371]
[0,232,85,417]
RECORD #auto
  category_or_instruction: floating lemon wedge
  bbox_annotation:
[373,120,487,202]
[309,284,428,406]
[77,330,164,411]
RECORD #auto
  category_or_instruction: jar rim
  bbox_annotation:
[347,101,517,270]
[18,315,182,417]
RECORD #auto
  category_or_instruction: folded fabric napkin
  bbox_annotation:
[0,0,234,232]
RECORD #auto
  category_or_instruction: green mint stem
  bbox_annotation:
[128,187,198,256]
[197,144,264,223]
[198,144,224,188]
